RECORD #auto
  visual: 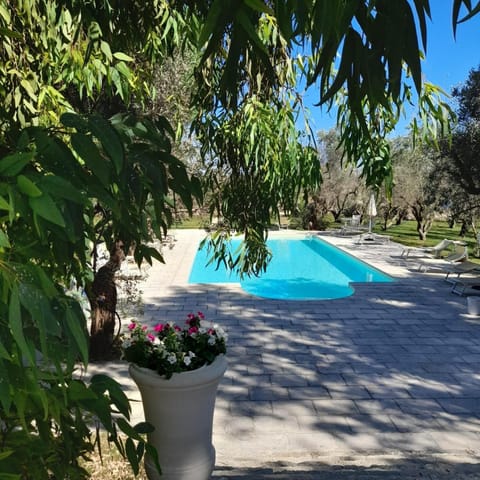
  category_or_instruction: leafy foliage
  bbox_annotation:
[195,95,321,277]
[0,112,199,477]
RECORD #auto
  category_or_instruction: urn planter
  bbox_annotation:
[129,355,227,480]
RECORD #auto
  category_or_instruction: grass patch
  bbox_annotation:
[83,434,148,480]
[375,220,479,261]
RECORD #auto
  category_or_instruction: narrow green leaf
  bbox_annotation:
[0,449,14,461]
[88,115,124,175]
[71,133,111,186]
[17,175,42,197]
[125,438,139,476]
[29,194,66,227]
[116,418,143,441]
[198,0,225,47]
[68,380,98,401]
[0,196,10,211]
[244,0,273,14]
[113,51,134,62]
[40,175,86,204]
[65,308,89,365]
[100,41,113,61]
[0,230,10,248]
[134,422,155,434]
[0,152,34,176]
[145,444,161,476]
[9,286,35,366]
[61,112,89,132]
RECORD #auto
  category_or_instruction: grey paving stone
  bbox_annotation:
[437,398,480,414]
[288,386,330,400]
[121,230,480,471]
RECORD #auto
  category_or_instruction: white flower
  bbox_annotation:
[188,351,196,358]
[167,354,177,364]
[208,336,216,346]
[214,325,228,341]
[122,339,132,349]
[184,356,192,366]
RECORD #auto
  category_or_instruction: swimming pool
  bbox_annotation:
[188,236,393,300]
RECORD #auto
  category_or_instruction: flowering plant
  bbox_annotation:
[122,312,227,379]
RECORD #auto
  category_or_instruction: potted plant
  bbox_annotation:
[122,312,228,480]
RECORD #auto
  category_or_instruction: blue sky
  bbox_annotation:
[303,3,480,136]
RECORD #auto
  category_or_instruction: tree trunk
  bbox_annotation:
[87,241,126,360]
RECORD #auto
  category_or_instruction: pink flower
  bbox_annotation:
[174,325,182,332]
[208,328,215,335]
[188,326,199,335]
[153,323,165,332]
[128,323,136,330]
[142,325,148,331]
[147,333,155,342]
[197,311,205,319]
[187,313,195,320]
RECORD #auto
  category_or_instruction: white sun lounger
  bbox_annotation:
[442,260,480,283]
[417,246,468,273]
[401,238,455,258]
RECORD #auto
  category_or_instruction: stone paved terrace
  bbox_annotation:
[87,229,480,479]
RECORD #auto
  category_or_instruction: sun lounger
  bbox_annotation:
[355,233,391,244]
[451,277,480,296]
[417,245,468,273]
[442,260,480,283]
[401,238,455,258]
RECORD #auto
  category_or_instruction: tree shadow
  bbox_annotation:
[135,271,480,464]
[212,457,480,479]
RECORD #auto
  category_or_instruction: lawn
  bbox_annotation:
[374,220,479,258]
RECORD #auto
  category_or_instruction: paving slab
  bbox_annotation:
[85,229,480,478]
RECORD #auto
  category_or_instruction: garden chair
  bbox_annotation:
[340,214,368,235]
[442,260,480,283]
[417,243,468,273]
[451,274,480,296]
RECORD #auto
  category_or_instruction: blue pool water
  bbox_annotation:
[188,236,393,300]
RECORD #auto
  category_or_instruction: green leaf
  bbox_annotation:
[17,175,42,197]
[0,196,11,211]
[68,380,98,401]
[113,51,134,62]
[61,112,89,132]
[125,437,139,476]
[244,0,273,14]
[100,41,113,61]
[20,79,37,101]
[0,472,21,480]
[134,422,155,434]
[198,0,225,47]
[65,308,89,366]
[0,230,10,248]
[145,443,161,476]
[9,286,35,366]
[90,375,131,418]
[71,133,111,186]
[40,175,86,204]
[0,450,14,461]
[88,115,124,174]
[29,194,66,227]
[0,152,34,176]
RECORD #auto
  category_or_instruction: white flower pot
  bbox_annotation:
[467,296,480,316]
[129,355,227,480]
